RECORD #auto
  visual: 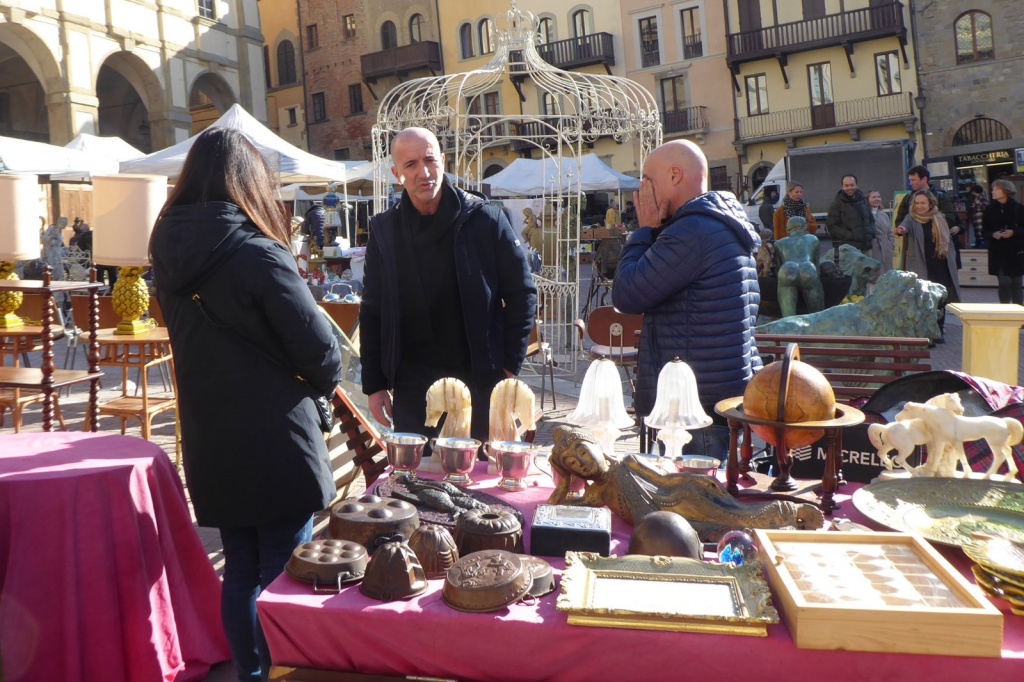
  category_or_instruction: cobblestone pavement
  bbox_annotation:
[5,285,1019,681]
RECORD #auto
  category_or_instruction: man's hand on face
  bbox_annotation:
[634,179,671,230]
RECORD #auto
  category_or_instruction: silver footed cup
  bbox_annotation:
[431,437,481,487]
[383,433,428,477]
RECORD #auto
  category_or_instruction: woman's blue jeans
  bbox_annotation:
[219,517,313,682]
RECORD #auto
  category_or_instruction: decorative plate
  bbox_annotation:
[852,478,1024,547]
[971,565,1024,604]
[963,535,1024,579]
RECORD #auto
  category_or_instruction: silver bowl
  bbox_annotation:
[432,437,481,487]
[384,433,428,477]
[673,455,722,476]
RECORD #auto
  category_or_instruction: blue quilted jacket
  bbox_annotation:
[612,192,763,416]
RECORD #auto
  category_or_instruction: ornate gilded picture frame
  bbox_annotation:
[556,552,779,636]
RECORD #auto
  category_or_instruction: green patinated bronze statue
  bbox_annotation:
[774,217,824,318]
[547,426,825,542]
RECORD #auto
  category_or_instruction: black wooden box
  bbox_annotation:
[530,505,612,558]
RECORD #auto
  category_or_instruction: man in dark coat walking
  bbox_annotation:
[360,128,536,444]
[826,174,874,254]
[613,139,762,459]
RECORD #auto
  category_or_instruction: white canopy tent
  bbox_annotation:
[120,104,373,185]
[0,135,120,176]
[51,134,145,182]
[485,153,639,198]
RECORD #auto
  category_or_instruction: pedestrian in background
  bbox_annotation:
[772,182,817,241]
[866,189,895,273]
[968,183,988,248]
[826,174,874,254]
[981,179,1024,305]
[758,188,776,233]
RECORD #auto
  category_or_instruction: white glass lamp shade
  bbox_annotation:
[644,360,713,430]
[567,359,635,430]
[0,174,43,261]
[92,174,167,266]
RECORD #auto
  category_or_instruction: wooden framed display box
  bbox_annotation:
[754,530,1003,657]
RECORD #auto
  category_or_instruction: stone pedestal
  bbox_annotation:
[946,303,1024,385]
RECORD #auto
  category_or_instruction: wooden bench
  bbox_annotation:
[754,334,932,404]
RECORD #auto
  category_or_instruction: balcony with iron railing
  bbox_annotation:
[682,33,703,60]
[727,2,905,67]
[662,106,709,135]
[511,33,615,78]
[737,92,913,141]
[360,41,441,83]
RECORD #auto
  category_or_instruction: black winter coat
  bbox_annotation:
[360,182,537,396]
[612,192,763,416]
[826,190,874,251]
[151,202,342,528]
[983,197,1024,278]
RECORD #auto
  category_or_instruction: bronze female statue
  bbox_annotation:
[548,426,824,541]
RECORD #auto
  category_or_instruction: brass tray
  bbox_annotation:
[963,535,1024,578]
[852,477,1024,547]
[555,552,779,637]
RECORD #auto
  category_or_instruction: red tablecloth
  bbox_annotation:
[258,462,1024,681]
[0,433,229,682]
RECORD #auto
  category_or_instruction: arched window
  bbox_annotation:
[381,21,398,50]
[483,163,503,179]
[409,14,424,43]
[952,117,1011,147]
[955,11,994,64]
[537,17,554,44]
[459,23,475,59]
[277,40,296,85]
[541,92,557,116]
[572,9,590,38]
[479,18,495,54]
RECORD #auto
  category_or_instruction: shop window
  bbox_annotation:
[277,41,296,85]
[955,11,994,64]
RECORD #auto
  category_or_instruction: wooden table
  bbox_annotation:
[0,273,102,431]
[86,326,178,459]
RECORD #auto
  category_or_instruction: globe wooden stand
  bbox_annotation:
[714,398,864,513]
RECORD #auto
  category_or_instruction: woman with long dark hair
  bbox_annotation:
[982,179,1024,305]
[150,127,341,681]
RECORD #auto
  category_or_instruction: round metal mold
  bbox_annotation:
[285,539,368,593]
[328,494,420,553]
[442,550,532,613]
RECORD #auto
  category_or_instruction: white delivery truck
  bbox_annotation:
[744,139,913,231]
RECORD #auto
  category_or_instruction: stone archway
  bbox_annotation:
[96,51,167,153]
[0,23,63,143]
[188,72,237,135]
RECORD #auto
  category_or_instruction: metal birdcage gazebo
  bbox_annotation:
[371,1,662,374]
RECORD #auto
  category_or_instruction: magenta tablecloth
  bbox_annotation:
[0,433,229,682]
[258,462,1024,681]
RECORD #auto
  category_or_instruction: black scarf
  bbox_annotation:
[782,195,806,218]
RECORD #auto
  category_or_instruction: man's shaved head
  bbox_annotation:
[641,139,709,215]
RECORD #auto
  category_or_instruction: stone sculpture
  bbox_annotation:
[773,217,824,318]
[756,269,945,340]
[546,425,824,541]
[837,245,882,298]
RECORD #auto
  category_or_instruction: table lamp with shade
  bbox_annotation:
[644,359,712,459]
[92,174,166,335]
[0,174,43,329]
[565,358,636,458]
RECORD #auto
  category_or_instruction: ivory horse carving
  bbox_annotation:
[489,378,536,443]
[425,377,473,439]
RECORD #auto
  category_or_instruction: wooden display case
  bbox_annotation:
[755,529,1003,657]
[960,249,998,287]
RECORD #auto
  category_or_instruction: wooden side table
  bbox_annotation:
[0,269,102,431]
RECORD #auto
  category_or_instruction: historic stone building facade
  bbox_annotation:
[259,0,307,149]
[0,0,266,152]
[911,1,1024,195]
